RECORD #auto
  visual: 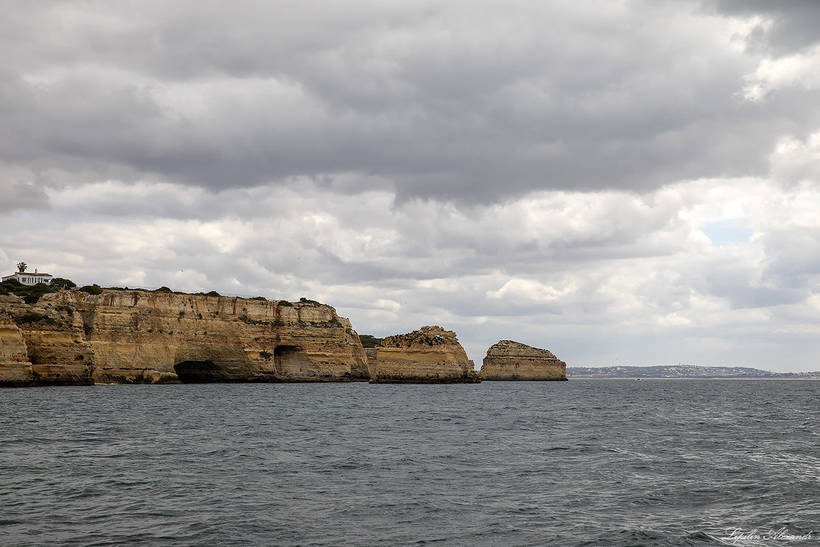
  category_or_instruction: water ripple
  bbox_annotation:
[1,380,818,545]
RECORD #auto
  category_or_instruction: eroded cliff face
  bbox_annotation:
[479,340,567,381]
[367,325,480,383]
[0,296,94,386]
[0,313,35,386]
[0,290,368,386]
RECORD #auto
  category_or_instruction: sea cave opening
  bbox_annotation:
[174,360,227,383]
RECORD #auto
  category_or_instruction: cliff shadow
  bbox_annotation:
[274,345,311,376]
[174,360,236,383]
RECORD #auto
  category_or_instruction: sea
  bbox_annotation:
[1,380,817,546]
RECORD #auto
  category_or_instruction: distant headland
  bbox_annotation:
[569,365,820,379]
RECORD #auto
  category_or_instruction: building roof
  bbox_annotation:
[2,272,53,282]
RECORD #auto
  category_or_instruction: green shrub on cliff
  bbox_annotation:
[79,284,103,295]
[51,278,76,290]
[0,277,77,303]
[22,284,55,304]
[359,334,384,348]
[0,279,24,294]
[16,311,56,325]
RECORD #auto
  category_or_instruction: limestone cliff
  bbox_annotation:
[0,290,368,386]
[0,313,35,387]
[0,297,94,386]
[479,340,567,381]
[367,325,480,383]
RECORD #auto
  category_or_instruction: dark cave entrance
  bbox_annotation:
[174,360,227,383]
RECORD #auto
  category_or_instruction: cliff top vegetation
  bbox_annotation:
[0,279,324,309]
[358,334,384,348]
[0,277,76,303]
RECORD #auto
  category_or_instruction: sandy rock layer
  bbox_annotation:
[367,325,480,383]
[480,340,567,381]
[0,290,367,386]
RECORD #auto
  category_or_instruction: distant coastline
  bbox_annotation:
[568,365,820,379]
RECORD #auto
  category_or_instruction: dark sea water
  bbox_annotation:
[1,380,818,546]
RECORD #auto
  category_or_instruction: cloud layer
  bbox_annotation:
[2,1,820,370]
[3,0,818,202]
[4,177,820,370]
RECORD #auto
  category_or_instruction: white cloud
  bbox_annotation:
[769,133,820,185]
[4,175,820,370]
[486,278,577,303]
[656,313,693,327]
[743,44,820,100]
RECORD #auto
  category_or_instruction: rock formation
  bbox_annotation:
[367,325,480,383]
[0,313,38,387]
[0,290,368,386]
[0,298,94,386]
[479,340,567,381]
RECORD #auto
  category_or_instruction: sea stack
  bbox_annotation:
[480,340,567,381]
[367,325,480,383]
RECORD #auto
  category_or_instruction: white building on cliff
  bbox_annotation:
[2,267,53,286]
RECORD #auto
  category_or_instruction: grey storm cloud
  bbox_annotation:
[709,0,820,55]
[0,181,48,213]
[1,0,817,206]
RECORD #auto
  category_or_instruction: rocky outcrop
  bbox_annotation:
[0,298,94,386]
[479,340,567,381]
[0,312,36,387]
[367,325,480,383]
[0,290,368,386]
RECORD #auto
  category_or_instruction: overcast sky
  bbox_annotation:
[2,1,820,371]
